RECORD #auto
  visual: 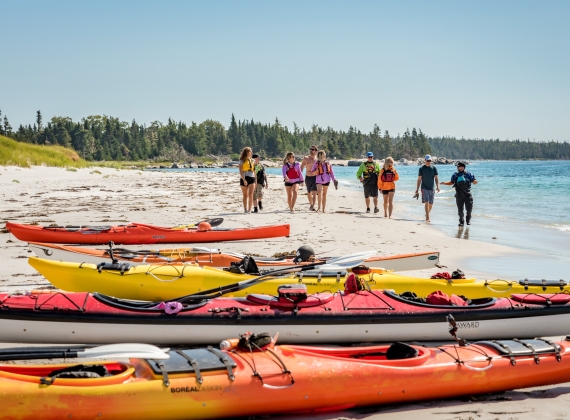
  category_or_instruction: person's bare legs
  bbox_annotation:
[307,190,316,208]
[365,197,370,210]
[424,203,433,222]
[387,191,395,218]
[240,185,248,212]
[321,184,329,212]
[246,184,255,212]
[290,184,299,212]
[286,186,293,211]
[316,184,323,212]
[382,193,389,217]
[373,197,378,211]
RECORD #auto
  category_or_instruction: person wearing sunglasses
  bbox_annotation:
[301,146,319,211]
[282,152,304,213]
[238,147,257,213]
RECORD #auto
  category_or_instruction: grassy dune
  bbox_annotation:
[0,135,89,168]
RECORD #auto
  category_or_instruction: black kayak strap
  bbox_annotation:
[175,350,203,384]
[207,346,235,381]
[156,361,170,386]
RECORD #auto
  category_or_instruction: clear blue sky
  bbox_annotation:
[1,0,568,141]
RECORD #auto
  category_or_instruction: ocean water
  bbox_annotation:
[150,160,570,279]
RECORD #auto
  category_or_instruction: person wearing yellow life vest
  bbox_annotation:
[356,152,381,213]
[238,147,256,214]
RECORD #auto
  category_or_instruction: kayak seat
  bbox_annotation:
[93,293,209,312]
[386,290,496,308]
[47,364,111,380]
[511,294,570,305]
[246,293,334,309]
[386,342,419,360]
[147,348,236,375]
[475,339,562,364]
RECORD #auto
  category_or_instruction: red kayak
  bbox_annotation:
[5,222,290,245]
[3,285,570,344]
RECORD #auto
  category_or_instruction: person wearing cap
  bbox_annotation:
[356,152,381,213]
[415,154,440,223]
[252,154,268,213]
[442,161,478,226]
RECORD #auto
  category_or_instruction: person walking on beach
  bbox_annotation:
[238,147,256,214]
[356,152,381,213]
[301,146,318,211]
[442,161,478,226]
[415,154,440,223]
[282,152,304,213]
[311,150,337,213]
[252,153,268,213]
[377,156,399,218]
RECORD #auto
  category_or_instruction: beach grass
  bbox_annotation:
[0,135,89,168]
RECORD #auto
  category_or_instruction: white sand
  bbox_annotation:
[1,165,567,419]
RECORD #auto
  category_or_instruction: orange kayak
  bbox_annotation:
[6,222,290,245]
[3,338,570,419]
[28,242,440,271]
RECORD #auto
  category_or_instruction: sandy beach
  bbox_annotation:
[1,165,569,419]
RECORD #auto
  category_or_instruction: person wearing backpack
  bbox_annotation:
[442,161,478,226]
[310,150,337,213]
[377,156,399,218]
[356,152,381,213]
[282,152,304,213]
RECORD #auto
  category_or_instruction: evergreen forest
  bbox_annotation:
[0,110,568,161]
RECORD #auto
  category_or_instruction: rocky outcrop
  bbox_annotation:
[347,160,364,167]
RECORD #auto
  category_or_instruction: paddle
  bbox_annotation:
[0,343,170,361]
[172,217,224,230]
[173,257,368,304]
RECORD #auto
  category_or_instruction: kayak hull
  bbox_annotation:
[2,340,570,420]
[6,222,290,244]
[29,256,570,300]
[28,242,440,272]
[2,290,570,344]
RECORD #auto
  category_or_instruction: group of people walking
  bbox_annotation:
[239,146,477,226]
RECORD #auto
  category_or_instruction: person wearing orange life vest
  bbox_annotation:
[356,152,381,213]
[310,150,337,213]
[282,152,304,213]
[377,156,399,218]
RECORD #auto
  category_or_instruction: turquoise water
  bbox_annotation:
[150,161,570,278]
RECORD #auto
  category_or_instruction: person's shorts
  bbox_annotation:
[305,176,317,192]
[285,181,301,187]
[381,189,395,195]
[240,176,255,187]
[363,183,378,198]
[253,184,264,200]
[318,182,330,187]
[421,189,435,204]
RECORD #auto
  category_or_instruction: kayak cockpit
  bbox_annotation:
[0,362,135,386]
[281,342,430,367]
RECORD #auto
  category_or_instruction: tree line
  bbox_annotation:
[0,110,568,161]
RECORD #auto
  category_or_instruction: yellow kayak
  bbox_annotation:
[28,256,570,301]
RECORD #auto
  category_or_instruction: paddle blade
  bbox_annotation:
[79,344,170,360]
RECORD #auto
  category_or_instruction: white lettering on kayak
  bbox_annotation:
[171,385,222,393]
[456,321,480,329]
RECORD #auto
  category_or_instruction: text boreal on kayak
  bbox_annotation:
[4,286,570,344]
[3,336,570,420]
[28,242,440,272]
[28,256,570,300]
[6,221,290,245]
